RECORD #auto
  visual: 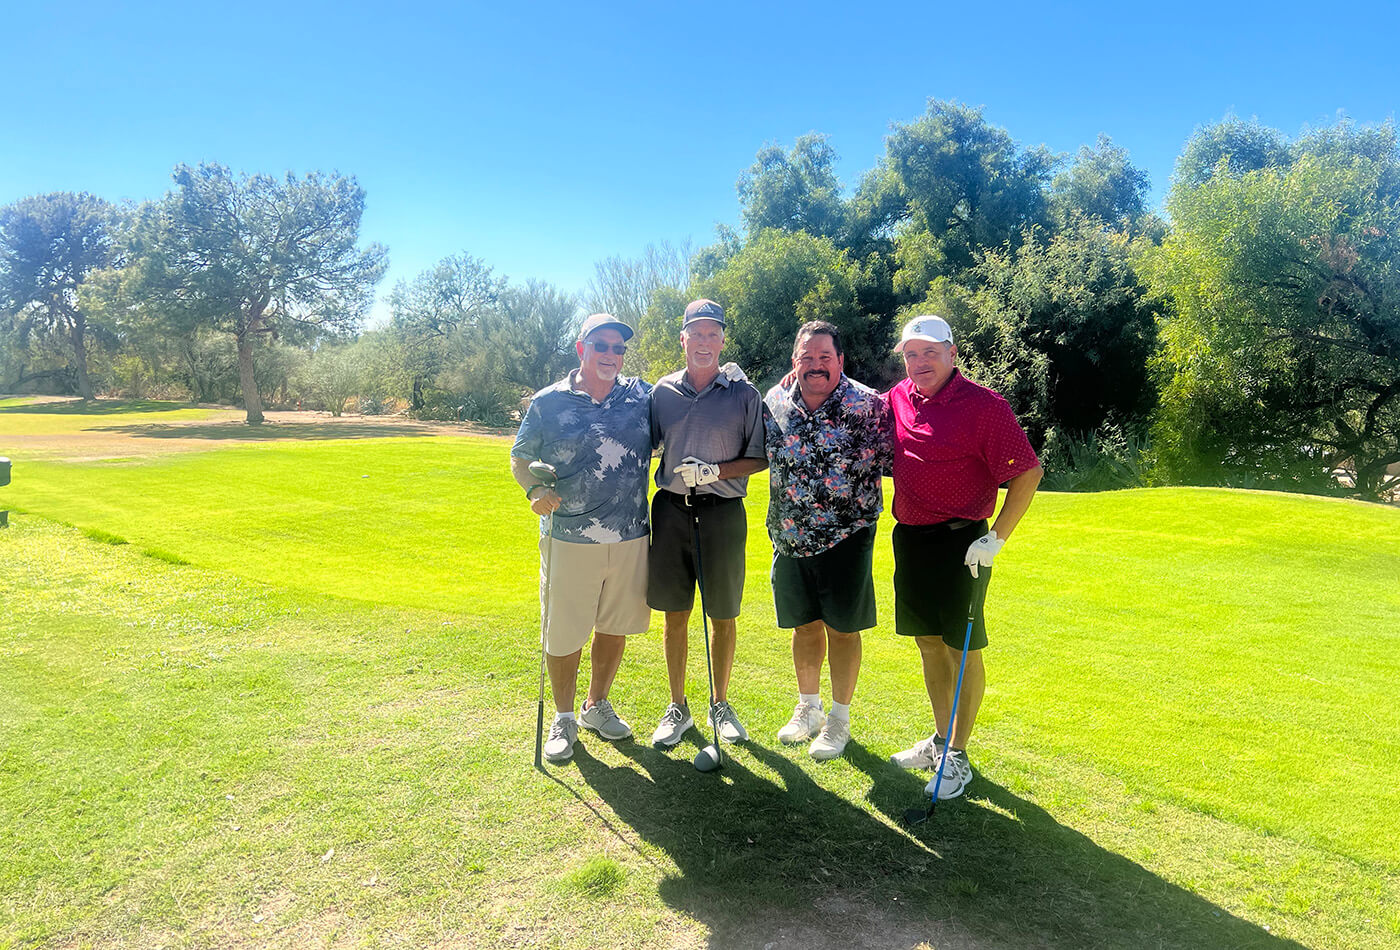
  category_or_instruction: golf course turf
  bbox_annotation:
[2,398,1397,948]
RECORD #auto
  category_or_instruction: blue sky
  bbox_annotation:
[5,0,1397,322]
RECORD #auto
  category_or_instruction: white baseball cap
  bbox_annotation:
[894,315,954,352]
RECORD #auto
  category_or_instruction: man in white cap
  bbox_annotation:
[886,315,1043,800]
[511,313,653,762]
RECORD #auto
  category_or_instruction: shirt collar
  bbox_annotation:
[788,373,849,417]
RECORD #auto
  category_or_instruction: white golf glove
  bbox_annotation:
[964,530,1004,578]
[720,361,750,383]
[675,455,721,488]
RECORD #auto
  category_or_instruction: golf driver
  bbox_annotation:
[529,460,558,769]
[688,486,724,773]
[903,568,992,826]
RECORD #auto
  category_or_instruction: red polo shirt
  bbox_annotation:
[888,371,1039,525]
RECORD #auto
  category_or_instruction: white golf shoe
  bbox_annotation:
[707,700,749,742]
[924,749,972,799]
[808,716,850,761]
[543,717,579,762]
[651,701,693,747]
[580,698,632,741]
[777,700,826,744]
[890,733,943,770]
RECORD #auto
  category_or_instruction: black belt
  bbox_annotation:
[660,489,736,508]
[905,518,977,533]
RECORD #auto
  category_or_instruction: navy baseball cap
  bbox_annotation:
[682,298,726,329]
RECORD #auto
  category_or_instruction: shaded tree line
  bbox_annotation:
[3,102,1396,499]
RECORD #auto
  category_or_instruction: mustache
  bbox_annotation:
[801,370,830,380]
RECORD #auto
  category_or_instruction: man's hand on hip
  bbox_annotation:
[964,530,1003,578]
[675,456,721,488]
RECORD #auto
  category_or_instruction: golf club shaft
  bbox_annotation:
[927,569,991,803]
[534,508,554,768]
[689,487,722,761]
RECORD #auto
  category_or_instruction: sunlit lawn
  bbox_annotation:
[2,399,1398,948]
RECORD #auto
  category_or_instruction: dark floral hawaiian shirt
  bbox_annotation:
[763,375,893,557]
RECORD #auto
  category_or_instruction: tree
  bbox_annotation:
[1140,120,1400,498]
[693,229,882,386]
[0,192,122,399]
[737,134,847,241]
[1174,117,1289,188]
[1050,134,1153,228]
[585,241,690,378]
[385,253,504,409]
[490,280,580,391]
[958,219,1160,446]
[122,164,386,423]
[857,99,1057,276]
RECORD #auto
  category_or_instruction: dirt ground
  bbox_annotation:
[0,397,511,462]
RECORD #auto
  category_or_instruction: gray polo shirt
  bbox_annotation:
[650,368,767,499]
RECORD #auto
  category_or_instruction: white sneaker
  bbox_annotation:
[890,734,943,770]
[543,717,578,762]
[651,701,693,747]
[707,701,749,742]
[580,698,632,741]
[808,716,850,761]
[777,701,826,744]
[924,749,972,799]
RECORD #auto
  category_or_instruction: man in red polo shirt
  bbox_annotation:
[885,315,1043,801]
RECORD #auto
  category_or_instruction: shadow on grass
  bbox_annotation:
[0,398,193,415]
[87,422,444,441]
[563,734,1300,950]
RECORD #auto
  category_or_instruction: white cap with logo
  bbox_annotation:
[894,315,954,352]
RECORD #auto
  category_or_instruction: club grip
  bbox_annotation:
[967,567,992,622]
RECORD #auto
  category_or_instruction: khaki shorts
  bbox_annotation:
[540,535,650,656]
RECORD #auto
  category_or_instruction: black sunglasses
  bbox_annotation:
[587,342,627,355]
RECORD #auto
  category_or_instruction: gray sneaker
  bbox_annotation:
[890,734,943,770]
[543,717,579,762]
[924,749,972,799]
[808,716,850,761]
[580,698,632,741]
[777,700,826,744]
[651,701,693,747]
[707,700,749,742]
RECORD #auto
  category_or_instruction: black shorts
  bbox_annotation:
[647,490,747,619]
[892,519,990,650]
[771,525,877,633]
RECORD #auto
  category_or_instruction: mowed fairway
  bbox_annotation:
[2,399,1398,949]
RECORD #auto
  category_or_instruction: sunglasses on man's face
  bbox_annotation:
[587,342,627,355]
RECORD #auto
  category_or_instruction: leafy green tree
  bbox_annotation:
[856,99,1056,276]
[693,229,880,386]
[959,219,1160,446]
[585,240,690,379]
[489,279,580,391]
[0,192,122,399]
[1140,121,1400,498]
[120,164,386,423]
[634,285,689,376]
[1174,117,1289,188]
[737,134,847,241]
[295,343,366,416]
[1050,134,1152,228]
[385,253,504,409]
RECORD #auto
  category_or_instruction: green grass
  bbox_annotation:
[2,398,1398,948]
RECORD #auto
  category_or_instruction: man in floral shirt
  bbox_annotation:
[763,321,892,760]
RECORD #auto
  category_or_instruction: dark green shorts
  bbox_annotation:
[770,525,877,632]
[892,519,990,650]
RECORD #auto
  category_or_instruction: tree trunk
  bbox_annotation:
[236,332,265,424]
[70,315,94,401]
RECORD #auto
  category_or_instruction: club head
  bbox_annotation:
[693,744,723,772]
[528,461,557,486]
[902,803,934,826]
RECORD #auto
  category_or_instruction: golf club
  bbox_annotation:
[688,486,723,773]
[529,460,558,769]
[903,567,992,826]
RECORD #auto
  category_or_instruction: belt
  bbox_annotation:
[906,518,977,533]
[660,489,735,508]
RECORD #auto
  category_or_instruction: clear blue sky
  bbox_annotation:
[5,0,1397,323]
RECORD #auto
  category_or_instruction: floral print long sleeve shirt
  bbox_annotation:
[763,375,893,558]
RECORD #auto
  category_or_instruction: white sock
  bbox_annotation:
[828,701,850,722]
[555,711,576,721]
[799,692,822,708]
